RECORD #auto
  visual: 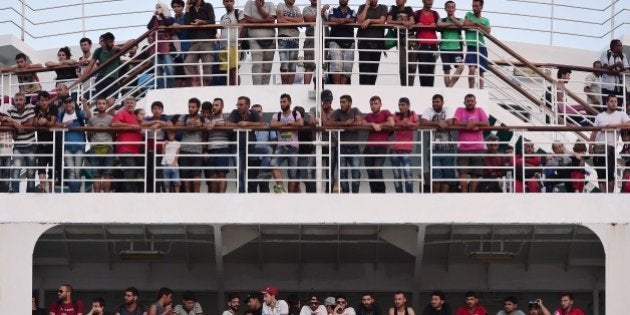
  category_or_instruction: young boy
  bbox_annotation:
[162,130,181,192]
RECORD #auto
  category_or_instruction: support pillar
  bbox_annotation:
[412,224,427,309]
[214,225,225,315]
[0,223,55,314]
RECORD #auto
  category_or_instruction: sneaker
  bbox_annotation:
[273,185,285,193]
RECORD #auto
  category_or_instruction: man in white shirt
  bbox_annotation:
[299,295,327,315]
[261,287,289,315]
[599,39,628,104]
[332,295,356,315]
[222,293,241,315]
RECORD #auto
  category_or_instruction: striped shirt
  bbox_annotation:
[207,113,230,150]
[8,104,35,147]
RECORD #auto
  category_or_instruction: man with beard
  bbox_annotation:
[247,292,264,315]
[115,287,146,315]
[206,98,231,193]
[184,0,216,86]
[300,295,327,315]
[270,93,303,193]
[34,90,58,193]
[49,284,84,315]
[86,298,106,315]
[148,288,174,315]
[356,0,387,85]
[87,97,114,192]
[421,291,451,315]
[388,292,415,315]
[81,32,127,106]
[174,291,204,315]
[222,293,241,315]
[455,292,486,315]
[355,293,382,315]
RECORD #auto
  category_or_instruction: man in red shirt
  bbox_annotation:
[412,0,439,87]
[112,97,144,192]
[49,284,84,315]
[552,293,585,315]
[363,95,394,193]
[455,291,487,315]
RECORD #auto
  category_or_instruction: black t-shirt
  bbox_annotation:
[388,5,414,36]
[34,104,59,143]
[228,109,261,143]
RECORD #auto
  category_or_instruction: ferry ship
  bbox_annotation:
[0,0,628,314]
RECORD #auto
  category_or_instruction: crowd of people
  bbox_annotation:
[38,284,588,315]
[2,87,629,194]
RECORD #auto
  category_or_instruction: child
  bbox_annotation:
[162,130,181,192]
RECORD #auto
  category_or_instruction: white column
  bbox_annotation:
[585,223,630,315]
[0,223,56,314]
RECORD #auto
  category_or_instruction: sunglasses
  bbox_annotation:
[57,290,64,294]
[336,301,346,305]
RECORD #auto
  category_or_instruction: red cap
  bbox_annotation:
[261,287,279,296]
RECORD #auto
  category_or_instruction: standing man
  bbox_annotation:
[388,292,415,315]
[148,288,174,315]
[599,39,628,104]
[206,98,231,193]
[421,291,452,315]
[276,0,303,84]
[219,0,243,86]
[354,293,383,315]
[453,94,489,192]
[174,291,204,315]
[437,1,464,87]
[176,98,206,193]
[2,53,42,102]
[325,95,363,193]
[363,95,394,193]
[412,0,439,87]
[463,0,490,89]
[421,94,455,193]
[455,292,487,315]
[171,0,190,87]
[111,97,144,192]
[552,293,584,315]
[78,37,94,105]
[308,89,336,192]
[81,32,126,106]
[497,297,525,315]
[589,94,630,192]
[261,287,289,315]
[34,90,58,193]
[583,60,603,106]
[114,287,146,315]
[142,101,171,193]
[6,92,36,193]
[49,284,84,315]
[302,0,327,85]
[391,97,418,193]
[356,0,388,85]
[222,293,241,315]
[184,0,216,86]
[270,93,303,193]
[228,96,265,192]
[88,97,114,193]
[328,0,356,85]
[243,0,277,85]
[386,0,414,86]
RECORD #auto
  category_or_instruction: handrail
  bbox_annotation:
[492,61,627,76]
[485,65,554,115]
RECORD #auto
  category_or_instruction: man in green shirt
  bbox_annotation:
[437,0,464,87]
[463,0,490,89]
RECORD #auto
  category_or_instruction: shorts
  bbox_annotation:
[36,144,53,176]
[328,41,354,74]
[457,149,484,176]
[432,150,456,180]
[219,45,238,71]
[90,148,114,177]
[95,77,118,99]
[163,166,181,187]
[278,38,299,72]
[593,145,615,181]
[303,37,315,70]
[270,146,298,179]
[441,50,464,71]
[179,153,203,179]
[206,147,231,176]
[465,46,488,73]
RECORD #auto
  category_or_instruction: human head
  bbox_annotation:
[227,293,241,312]
[38,90,51,107]
[398,97,410,114]
[223,0,235,11]
[293,106,305,120]
[606,94,618,112]
[237,96,251,114]
[486,134,499,153]
[80,37,92,53]
[592,60,602,69]
[171,0,185,14]
[432,94,444,112]
[573,141,587,154]
[57,284,73,301]
[123,97,137,112]
[559,293,574,311]
[15,53,28,68]
[156,287,173,305]
[261,287,279,305]
[307,295,320,311]
[101,32,115,49]
[338,0,348,7]
[95,97,108,113]
[91,297,105,315]
[445,0,456,15]
[280,93,292,112]
[151,101,164,117]
[393,291,407,309]
[123,287,140,305]
[247,292,263,310]
[524,140,535,154]
[284,0,295,6]
[56,83,70,99]
[213,97,224,115]
[361,293,375,310]
[503,296,518,313]
[368,0,378,7]
[557,67,571,81]
[472,0,484,15]
[14,92,26,109]
[134,108,146,121]
[551,142,565,154]
[57,46,72,61]
[251,104,263,116]
[63,97,75,113]
[610,39,623,54]
[464,291,479,309]
[340,94,352,112]
[464,94,477,111]
[504,145,514,154]
[321,89,333,110]
[188,97,201,116]
[156,1,172,18]
[335,295,348,311]
[201,101,212,118]
[369,95,382,113]
[182,291,198,311]
[429,291,446,310]
[422,0,433,10]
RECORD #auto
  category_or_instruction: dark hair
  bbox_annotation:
[134,108,144,116]
[559,292,574,301]
[592,60,601,67]
[188,97,201,108]
[251,104,262,110]
[151,101,164,110]
[361,292,375,299]
[14,92,25,99]
[213,98,224,106]
[607,94,618,101]
[201,101,212,111]
[80,37,92,45]
[610,39,622,50]
[182,290,197,302]
[504,296,518,304]
[38,90,51,99]
[465,94,476,100]
[125,287,140,297]
[171,0,185,6]
[58,46,72,59]
[473,0,484,5]
[432,94,443,101]
[573,141,587,153]
[247,292,263,303]
[340,94,352,103]
[238,96,251,106]
[293,106,305,118]
[369,95,381,103]
[335,294,347,301]
[15,53,27,61]
[102,32,115,41]
[95,96,108,103]
[156,287,173,300]
[227,293,240,301]
[287,294,300,306]
[464,291,478,299]
[445,0,455,6]
[398,97,410,105]
[394,291,406,297]
[557,67,572,79]
[431,291,446,301]
[92,297,105,307]
[280,93,292,102]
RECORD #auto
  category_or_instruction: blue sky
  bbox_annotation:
[0,0,627,51]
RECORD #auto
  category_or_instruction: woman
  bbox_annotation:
[147,1,175,89]
[45,46,78,82]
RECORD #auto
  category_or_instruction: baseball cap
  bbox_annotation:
[321,89,333,102]
[261,287,279,296]
[324,297,335,306]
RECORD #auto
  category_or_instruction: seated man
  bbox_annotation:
[480,134,507,192]
[515,140,542,193]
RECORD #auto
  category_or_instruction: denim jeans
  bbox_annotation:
[0,155,11,192]
[156,53,174,89]
[339,145,361,193]
[120,156,143,192]
[364,146,387,193]
[64,148,84,192]
[298,154,316,193]
[390,150,413,193]
[11,145,36,192]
